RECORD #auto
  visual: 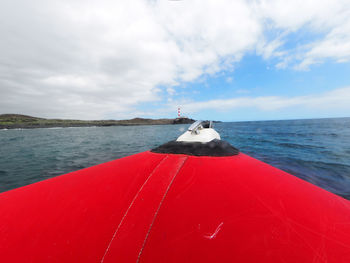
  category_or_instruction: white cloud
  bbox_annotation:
[296,19,350,70]
[256,37,285,60]
[166,87,176,96]
[0,0,263,119]
[257,0,350,69]
[168,86,350,114]
[0,0,350,119]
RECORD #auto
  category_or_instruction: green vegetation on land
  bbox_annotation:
[0,114,195,129]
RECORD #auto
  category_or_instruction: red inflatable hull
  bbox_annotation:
[1,151,350,262]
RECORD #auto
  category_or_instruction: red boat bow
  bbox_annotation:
[1,150,350,262]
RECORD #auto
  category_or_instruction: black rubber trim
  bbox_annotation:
[151,139,239,157]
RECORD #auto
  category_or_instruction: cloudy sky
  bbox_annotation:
[1,0,350,121]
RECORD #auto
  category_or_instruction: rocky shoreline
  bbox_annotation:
[0,114,195,129]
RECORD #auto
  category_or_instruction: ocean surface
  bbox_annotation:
[1,118,350,199]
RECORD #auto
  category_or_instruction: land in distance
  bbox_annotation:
[0,114,195,129]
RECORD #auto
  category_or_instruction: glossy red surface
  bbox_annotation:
[1,151,350,262]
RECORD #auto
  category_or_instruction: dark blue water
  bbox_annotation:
[1,118,350,199]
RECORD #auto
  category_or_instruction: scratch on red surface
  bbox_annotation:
[137,156,188,263]
[204,222,223,240]
[100,155,168,263]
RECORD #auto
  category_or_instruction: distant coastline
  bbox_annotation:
[0,114,195,129]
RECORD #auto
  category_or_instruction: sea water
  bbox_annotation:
[1,118,350,199]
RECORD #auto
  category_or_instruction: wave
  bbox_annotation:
[277,142,324,150]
